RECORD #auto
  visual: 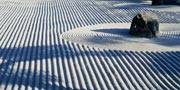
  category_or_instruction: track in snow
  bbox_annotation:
[0,0,180,90]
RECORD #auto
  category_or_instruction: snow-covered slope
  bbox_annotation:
[0,0,180,89]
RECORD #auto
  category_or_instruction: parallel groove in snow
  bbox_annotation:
[0,0,180,90]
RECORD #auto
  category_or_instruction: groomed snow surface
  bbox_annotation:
[0,0,180,90]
